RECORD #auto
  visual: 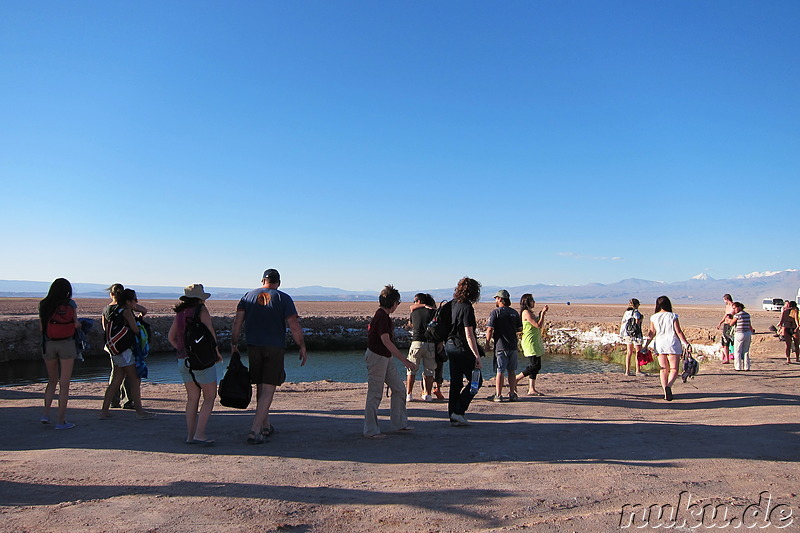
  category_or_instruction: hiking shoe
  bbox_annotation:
[450,413,470,426]
[421,394,433,402]
[406,394,413,402]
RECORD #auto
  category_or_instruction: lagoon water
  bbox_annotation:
[0,350,622,387]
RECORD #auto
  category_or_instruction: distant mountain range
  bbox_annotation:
[2,270,799,306]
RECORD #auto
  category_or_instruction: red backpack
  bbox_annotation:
[47,303,76,340]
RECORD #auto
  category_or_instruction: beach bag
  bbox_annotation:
[105,305,135,356]
[624,311,642,339]
[425,300,453,344]
[681,354,699,383]
[637,348,653,367]
[184,305,217,371]
[46,302,76,340]
[218,351,252,409]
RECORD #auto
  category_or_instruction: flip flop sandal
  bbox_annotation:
[247,431,264,445]
[261,425,275,438]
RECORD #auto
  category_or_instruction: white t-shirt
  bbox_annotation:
[620,309,643,339]
[650,311,682,354]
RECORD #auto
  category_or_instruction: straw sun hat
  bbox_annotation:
[181,284,211,301]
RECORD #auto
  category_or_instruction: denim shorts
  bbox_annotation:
[494,349,519,373]
[178,359,218,385]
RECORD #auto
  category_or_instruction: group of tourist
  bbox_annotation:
[37,270,306,445]
[35,271,780,442]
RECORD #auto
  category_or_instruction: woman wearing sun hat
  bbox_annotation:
[168,284,222,445]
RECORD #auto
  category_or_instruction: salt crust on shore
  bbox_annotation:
[1,351,798,532]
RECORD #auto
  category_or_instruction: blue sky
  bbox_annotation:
[1,1,798,292]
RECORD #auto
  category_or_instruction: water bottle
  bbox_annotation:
[469,369,481,394]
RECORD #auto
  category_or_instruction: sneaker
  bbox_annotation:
[493,394,503,403]
[508,392,518,402]
[433,388,445,400]
[421,394,433,402]
[55,421,75,430]
[449,413,470,426]
[406,394,413,402]
[122,401,136,410]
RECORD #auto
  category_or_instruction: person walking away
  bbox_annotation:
[105,283,148,409]
[38,278,80,430]
[100,289,155,419]
[515,294,548,396]
[777,301,800,364]
[716,294,735,364]
[168,284,222,445]
[485,289,522,402]
[642,296,692,401]
[446,277,483,426]
[729,302,755,371]
[406,293,437,402]
[620,298,644,376]
[363,285,417,438]
[231,269,307,445]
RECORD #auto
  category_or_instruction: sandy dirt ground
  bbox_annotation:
[1,302,798,532]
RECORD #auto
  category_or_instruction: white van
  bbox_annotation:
[762,298,784,311]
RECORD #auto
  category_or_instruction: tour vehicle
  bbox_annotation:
[762,298,784,311]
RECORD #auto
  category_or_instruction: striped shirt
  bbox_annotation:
[734,311,752,333]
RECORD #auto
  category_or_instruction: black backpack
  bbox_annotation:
[625,311,642,338]
[218,351,252,409]
[105,305,135,355]
[184,305,217,373]
[425,300,453,343]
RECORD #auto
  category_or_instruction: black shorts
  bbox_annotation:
[247,345,286,386]
[520,356,542,379]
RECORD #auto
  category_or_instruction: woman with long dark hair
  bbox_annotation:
[100,289,154,419]
[38,278,80,429]
[168,284,222,445]
[445,277,483,426]
[642,296,691,401]
[515,293,548,395]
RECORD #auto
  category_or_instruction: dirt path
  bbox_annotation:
[1,349,798,532]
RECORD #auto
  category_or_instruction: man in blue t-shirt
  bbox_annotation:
[232,269,307,445]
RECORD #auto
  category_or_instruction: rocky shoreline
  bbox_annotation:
[0,300,778,363]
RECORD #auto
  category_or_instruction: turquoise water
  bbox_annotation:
[0,350,622,387]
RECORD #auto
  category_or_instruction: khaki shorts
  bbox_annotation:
[407,341,436,377]
[43,339,78,360]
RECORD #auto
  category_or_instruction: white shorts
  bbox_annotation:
[110,348,135,368]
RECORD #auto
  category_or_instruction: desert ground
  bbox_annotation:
[1,301,798,532]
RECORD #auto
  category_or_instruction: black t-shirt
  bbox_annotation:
[487,306,522,352]
[410,307,435,342]
[450,301,476,344]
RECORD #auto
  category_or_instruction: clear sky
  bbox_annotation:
[1,1,798,292]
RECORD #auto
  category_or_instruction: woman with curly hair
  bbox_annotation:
[445,277,483,426]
